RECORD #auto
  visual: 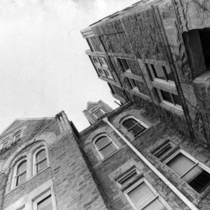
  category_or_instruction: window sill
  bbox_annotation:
[124,72,143,82]
[130,88,152,102]
[152,80,177,95]
[160,102,183,116]
[5,166,50,196]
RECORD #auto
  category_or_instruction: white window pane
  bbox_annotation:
[101,144,115,157]
[95,137,109,149]
[128,182,155,209]
[37,195,53,210]
[167,153,195,177]
[36,150,46,162]
[17,161,27,175]
[37,159,47,172]
[144,199,167,210]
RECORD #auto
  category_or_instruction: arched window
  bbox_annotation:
[15,160,27,187]
[94,135,117,159]
[122,118,146,137]
[34,148,48,174]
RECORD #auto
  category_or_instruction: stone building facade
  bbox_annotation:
[1,0,210,210]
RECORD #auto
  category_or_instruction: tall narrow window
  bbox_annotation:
[165,151,210,193]
[16,160,27,186]
[125,180,169,210]
[35,148,48,174]
[122,118,146,137]
[94,136,117,159]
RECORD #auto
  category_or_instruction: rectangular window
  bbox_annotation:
[145,62,174,82]
[118,58,130,72]
[165,151,210,193]
[33,191,55,210]
[125,179,169,210]
[151,141,174,159]
[155,88,182,108]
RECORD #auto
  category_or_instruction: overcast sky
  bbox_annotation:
[0,0,137,132]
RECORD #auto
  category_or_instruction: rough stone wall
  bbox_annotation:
[0,118,108,210]
[94,19,132,54]
[122,9,166,61]
[80,106,200,210]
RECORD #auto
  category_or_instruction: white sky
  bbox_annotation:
[0,0,137,132]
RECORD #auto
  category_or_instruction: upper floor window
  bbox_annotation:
[9,145,49,190]
[122,117,147,137]
[15,160,27,187]
[117,58,130,72]
[154,88,182,109]
[0,136,10,150]
[14,130,21,142]
[92,56,113,79]
[145,62,174,82]
[34,148,48,174]
[165,150,210,193]
[94,135,117,159]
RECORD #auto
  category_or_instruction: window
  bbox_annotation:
[94,135,117,159]
[14,130,21,142]
[33,191,54,210]
[34,147,48,174]
[94,109,105,118]
[127,78,139,90]
[122,118,147,137]
[155,88,182,108]
[15,160,27,187]
[0,137,10,150]
[151,141,174,159]
[125,179,169,210]
[165,151,210,193]
[118,58,130,72]
[92,56,113,79]
[199,28,210,69]
[145,63,174,82]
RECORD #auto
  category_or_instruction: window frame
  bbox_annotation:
[154,88,182,110]
[94,134,118,159]
[145,62,175,84]
[33,189,56,210]
[12,158,28,189]
[33,146,49,175]
[13,129,22,142]
[124,178,172,210]
[121,116,149,137]
[0,136,10,150]
[164,149,210,193]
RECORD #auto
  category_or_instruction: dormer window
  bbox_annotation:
[0,137,10,150]
[14,130,22,142]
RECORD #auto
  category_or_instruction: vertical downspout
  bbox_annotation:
[103,117,199,210]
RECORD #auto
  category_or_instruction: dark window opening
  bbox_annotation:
[200,28,210,68]
[188,170,210,193]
